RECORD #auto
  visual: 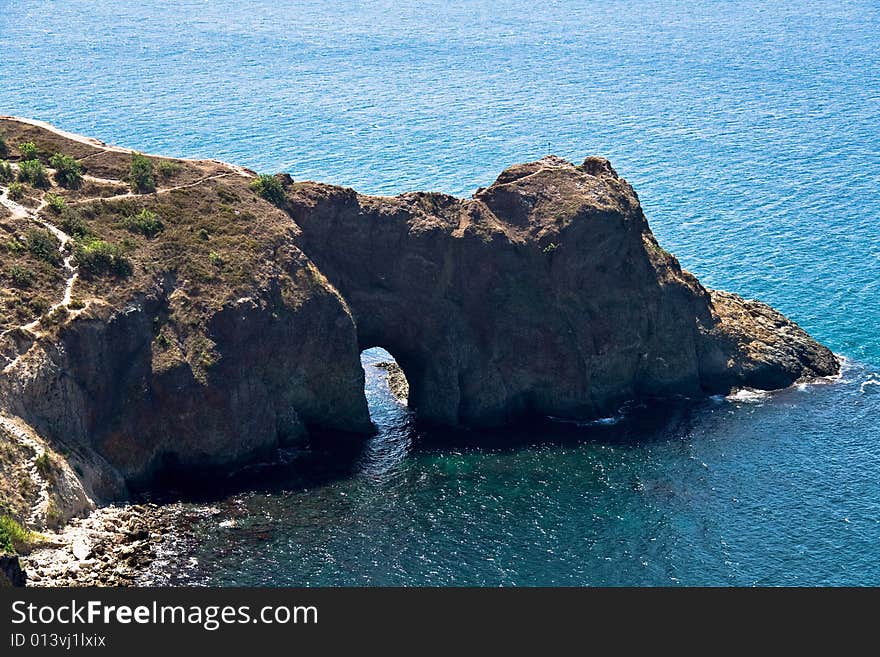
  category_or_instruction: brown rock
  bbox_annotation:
[0,117,838,494]
[289,156,838,425]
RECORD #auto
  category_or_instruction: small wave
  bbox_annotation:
[861,378,880,394]
[587,416,623,426]
[794,354,852,389]
[548,414,623,427]
[725,388,771,403]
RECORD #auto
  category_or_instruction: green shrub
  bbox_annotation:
[208,251,223,267]
[59,207,91,239]
[18,141,38,161]
[0,160,12,182]
[7,182,24,201]
[123,208,164,238]
[0,516,34,554]
[197,228,210,241]
[17,159,49,188]
[34,453,52,477]
[157,160,180,178]
[41,306,69,327]
[49,152,83,189]
[9,265,35,288]
[75,238,132,278]
[46,193,66,213]
[249,174,285,206]
[29,296,50,315]
[26,228,60,264]
[129,153,155,193]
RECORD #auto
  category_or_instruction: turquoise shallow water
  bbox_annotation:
[2,0,879,585]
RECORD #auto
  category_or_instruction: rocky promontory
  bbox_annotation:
[0,117,838,532]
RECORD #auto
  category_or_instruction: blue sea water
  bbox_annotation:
[2,0,879,585]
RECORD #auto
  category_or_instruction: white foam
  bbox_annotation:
[548,414,623,427]
[725,388,771,403]
[861,378,880,394]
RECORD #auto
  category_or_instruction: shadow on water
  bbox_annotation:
[143,348,725,504]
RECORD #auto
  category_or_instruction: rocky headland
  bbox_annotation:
[0,117,838,584]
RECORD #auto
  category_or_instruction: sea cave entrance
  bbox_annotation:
[358,347,415,478]
[360,347,410,411]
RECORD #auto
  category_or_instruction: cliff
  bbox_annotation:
[0,118,838,522]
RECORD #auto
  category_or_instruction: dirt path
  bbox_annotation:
[70,170,237,206]
[0,165,244,338]
[0,114,255,372]
[0,416,53,527]
[0,175,82,357]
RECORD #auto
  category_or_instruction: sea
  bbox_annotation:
[1,0,878,585]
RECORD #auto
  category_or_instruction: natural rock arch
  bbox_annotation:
[288,156,837,428]
[0,115,837,498]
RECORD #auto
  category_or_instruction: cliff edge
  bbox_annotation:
[0,118,838,519]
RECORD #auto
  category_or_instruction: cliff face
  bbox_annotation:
[289,155,837,425]
[0,118,838,509]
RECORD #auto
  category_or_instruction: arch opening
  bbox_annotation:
[360,347,411,412]
[358,347,416,479]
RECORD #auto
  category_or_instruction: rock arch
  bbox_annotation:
[287,156,837,428]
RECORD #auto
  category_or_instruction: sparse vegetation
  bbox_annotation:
[74,238,133,278]
[9,265,35,288]
[157,160,180,178]
[5,237,24,254]
[0,134,7,158]
[41,306,70,327]
[34,453,52,478]
[7,182,24,201]
[26,229,60,264]
[49,152,84,189]
[17,159,49,188]
[0,160,12,182]
[129,153,155,193]
[0,516,36,554]
[29,296,51,315]
[18,141,38,161]
[46,193,67,213]
[123,208,164,238]
[59,206,92,239]
[45,503,63,529]
[249,174,285,206]
[216,186,239,203]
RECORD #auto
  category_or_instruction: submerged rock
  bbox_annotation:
[0,118,838,499]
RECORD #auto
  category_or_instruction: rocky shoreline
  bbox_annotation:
[20,504,176,587]
[0,117,841,587]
